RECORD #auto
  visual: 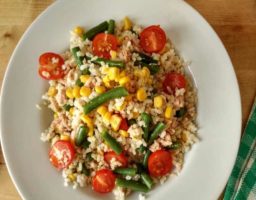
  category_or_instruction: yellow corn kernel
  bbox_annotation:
[47,86,57,97]
[97,105,108,116]
[102,76,111,88]
[101,66,110,74]
[88,126,94,137]
[136,88,147,101]
[73,26,84,37]
[119,130,129,137]
[66,87,74,99]
[124,16,132,30]
[116,101,127,111]
[80,75,90,83]
[80,86,91,97]
[108,67,120,81]
[80,114,93,127]
[60,134,70,141]
[141,67,150,77]
[95,86,106,94]
[69,107,74,116]
[110,50,117,60]
[68,173,77,182]
[119,76,130,86]
[165,105,173,119]
[119,70,126,78]
[103,112,112,125]
[72,86,81,98]
[154,95,163,108]
[134,68,141,77]
[110,114,122,131]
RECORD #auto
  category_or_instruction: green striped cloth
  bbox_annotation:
[224,98,256,200]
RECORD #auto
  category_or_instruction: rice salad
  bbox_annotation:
[39,17,198,200]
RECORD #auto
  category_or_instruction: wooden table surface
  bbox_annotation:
[0,0,255,199]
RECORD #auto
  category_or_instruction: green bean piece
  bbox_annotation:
[137,52,158,64]
[101,130,122,154]
[167,142,181,150]
[63,104,72,111]
[134,60,160,74]
[175,107,187,118]
[136,163,145,174]
[143,150,151,169]
[75,125,88,146]
[81,139,90,149]
[128,119,137,126]
[92,58,125,68]
[83,87,128,114]
[116,178,149,193]
[82,164,90,176]
[71,47,84,67]
[86,152,93,161]
[141,112,152,141]
[75,78,84,87]
[81,68,91,75]
[141,173,154,189]
[137,145,147,154]
[114,168,137,176]
[148,122,166,144]
[83,21,109,41]
[107,19,115,34]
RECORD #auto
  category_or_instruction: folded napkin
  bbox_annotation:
[224,98,256,200]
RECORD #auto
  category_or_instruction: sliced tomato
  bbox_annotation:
[140,25,166,53]
[148,149,173,177]
[92,33,118,59]
[38,52,65,80]
[92,169,116,193]
[49,140,75,170]
[119,117,129,131]
[104,151,128,167]
[163,72,186,94]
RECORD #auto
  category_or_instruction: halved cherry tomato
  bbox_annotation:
[38,52,65,80]
[92,169,116,193]
[92,33,118,59]
[49,140,75,170]
[140,25,166,53]
[119,117,129,131]
[163,72,186,94]
[148,149,173,177]
[104,151,128,167]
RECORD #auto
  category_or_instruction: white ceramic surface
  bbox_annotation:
[0,0,241,200]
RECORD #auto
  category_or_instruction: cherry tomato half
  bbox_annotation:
[38,52,65,80]
[49,140,75,170]
[104,151,128,167]
[92,169,116,193]
[162,72,186,94]
[92,33,118,59]
[119,117,129,131]
[148,149,173,177]
[140,25,166,53]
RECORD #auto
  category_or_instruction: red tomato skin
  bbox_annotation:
[104,151,128,167]
[92,169,116,193]
[162,72,186,94]
[49,140,75,170]
[148,149,173,177]
[140,25,166,53]
[119,118,129,131]
[92,33,118,59]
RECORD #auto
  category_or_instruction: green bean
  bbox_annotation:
[71,47,84,67]
[134,60,160,74]
[136,163,145,174]
[167,142,181,150]
[101,130,122,154]
[83,87,128,114]
[107,19,115,34]
[83,21,109,40]
[136,52,158,64]
[75,78,84,87]
[141,112,152,141]
[63,104,72,111]
[82,164,90,176]
[137,145,147,154]
[86,152,93,161]
[81,139,90,149]
[141,173,154,189]
[128,119,136,126]
[75,125,88,146]
[175,107,187,118]
[116,178,149,193]
[81,68,90,75]
[143,150,151,169]
[92,58,125,68]
[148,122,166,144]
[114,168,137,176]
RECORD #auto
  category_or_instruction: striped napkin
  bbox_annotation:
[224,98,256,200]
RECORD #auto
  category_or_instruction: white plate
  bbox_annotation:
[0,0,241,199]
